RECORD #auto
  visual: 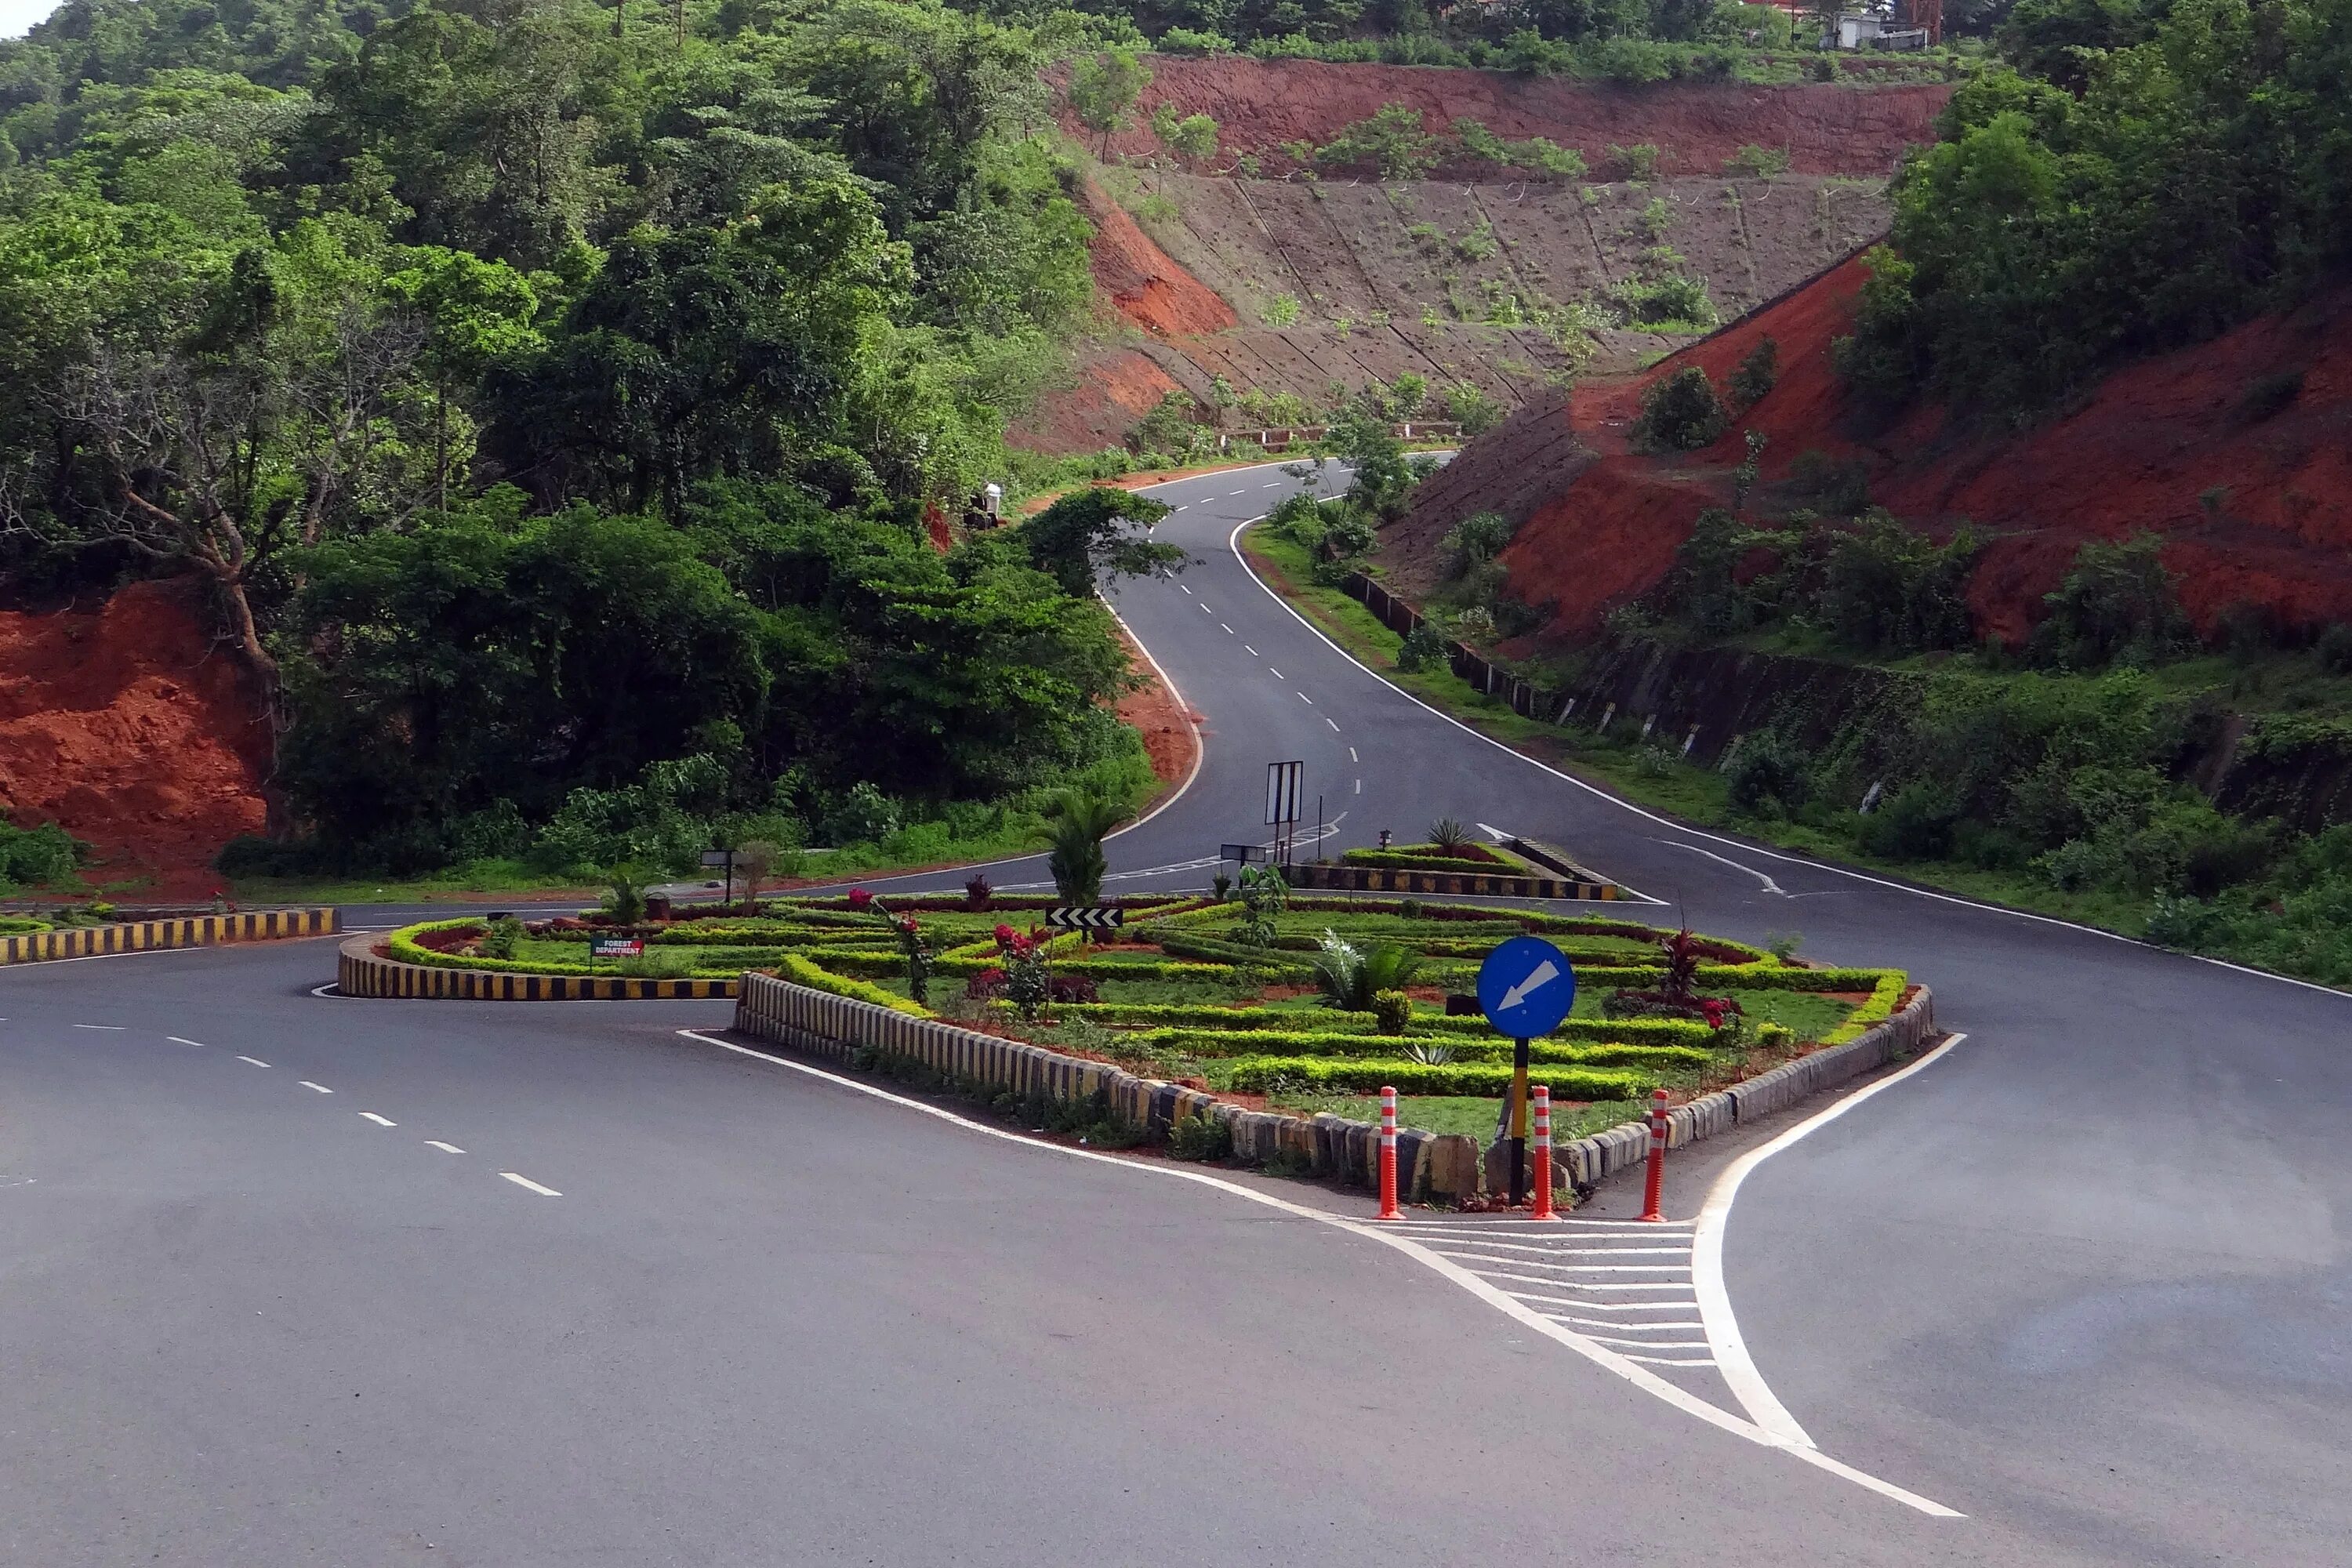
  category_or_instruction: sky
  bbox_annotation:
[2,0,59,40]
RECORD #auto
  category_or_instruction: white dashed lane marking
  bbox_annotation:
[1327,717,1341,731]
[501,1172,562,1197]
[237,1055,270,1068]
[1243,645,1258,655]
[298,1080,333,1094]
[71,1024,123,1031]
[1392,1219,1713,1370]
[1268,667,1283,680]
[167,1036,207,1047]
[426,1141,466,1155]
[358,1112,397,1127]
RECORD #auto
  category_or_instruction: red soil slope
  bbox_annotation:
[1080,180,1237,339]
[1071,58,1950,176]
[1453,257,2352,641]
[0,579,269,895]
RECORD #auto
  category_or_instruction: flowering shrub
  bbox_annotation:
[846,887,873,912]
[994,923,1051,1019]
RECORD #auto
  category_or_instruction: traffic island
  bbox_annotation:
[2,907,339,966]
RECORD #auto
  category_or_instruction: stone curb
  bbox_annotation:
[336,935,739,1000]
[2,908,338,966]
[1555,987,1937,1189]
[1284,862,1627,901]
[733,971,1486,1200]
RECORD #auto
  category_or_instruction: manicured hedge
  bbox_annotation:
[1127,1028,1714,1069]
[1820,972,1907,1043]
[1217,1056,1655,1098]
[770,953,931,1016]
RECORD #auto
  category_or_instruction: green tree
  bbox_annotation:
[1067,47,1150,155]
[1040,789,1124,904]
[1014,485,1183,596]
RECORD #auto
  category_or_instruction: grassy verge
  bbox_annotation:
[1240,521,2161,938]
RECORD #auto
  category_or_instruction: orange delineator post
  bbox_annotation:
[1530,1085,1555,1219]
[1639,1087,1671,1223]
[1377,1086,1401,1220]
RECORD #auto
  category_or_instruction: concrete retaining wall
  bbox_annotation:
[338,935,738,1000]
[1,907,337,965]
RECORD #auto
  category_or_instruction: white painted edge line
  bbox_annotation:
[500,1172,561,1196]
[236,1055,270,1068]
[675,1027,1960,1517]
[426,1140,466,1154]
[358,1112,397,1127]
[1692,1033,1971,1455]
[167,1036,207,1047]
[298,1080,333,1094]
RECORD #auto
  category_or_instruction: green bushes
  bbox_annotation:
[1220,1056,1654,1099]
[2027,535,2192,670]
[1631,367,1730,452]
[0,821,85,890]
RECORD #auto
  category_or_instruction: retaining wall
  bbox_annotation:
[1,907,337,965]
[338,936,738,1000]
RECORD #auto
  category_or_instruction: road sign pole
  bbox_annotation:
[1508,1037,1530,1207]
[1640,1087,1671,1222]
[1377,1086,1400,1221]
[1530,1086,1554,1220]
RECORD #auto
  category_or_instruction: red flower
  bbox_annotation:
[895,915,918,936]
[993,924,1017,944]
[846,888,873,910]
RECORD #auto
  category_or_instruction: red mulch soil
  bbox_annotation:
[1080,178,1236,339]
[1059,58,1950,178]
[0,579,270,897]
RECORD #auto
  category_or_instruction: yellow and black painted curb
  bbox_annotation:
[1,908,339,966]
[337,935,737,1000]
[1283,862,1623,900]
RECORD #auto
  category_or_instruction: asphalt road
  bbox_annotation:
[5,460,2347,1564]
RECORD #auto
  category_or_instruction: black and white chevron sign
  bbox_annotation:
[1046,906,1124,929]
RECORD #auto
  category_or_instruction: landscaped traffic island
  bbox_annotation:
[378,891,1909,1151]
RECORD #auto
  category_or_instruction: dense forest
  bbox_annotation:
[0,0,1185,877]
[1839,0,2352,414]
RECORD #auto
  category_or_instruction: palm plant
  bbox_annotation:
[1428,816,1472,851]
[1312,929,1421,1011]
[1040,789,1125,905]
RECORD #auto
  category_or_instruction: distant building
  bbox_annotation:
[1825,10,1930,47]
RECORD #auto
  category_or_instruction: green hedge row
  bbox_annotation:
[1006,1000,1719,1046]
[1335,849,1525,873]
[1129,1029,1715,1069]
[1217,1056,1656,1098]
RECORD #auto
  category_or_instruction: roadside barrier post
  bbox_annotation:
[1508,1038,1531,1207]
[1377,1086,1401,1221]
[1530,1085,1555,1220]
[1639,1087,1671,1223]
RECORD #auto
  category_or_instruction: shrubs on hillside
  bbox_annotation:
[1632,366,1730,452]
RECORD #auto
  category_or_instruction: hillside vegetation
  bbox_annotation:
[1351,0,2352,983]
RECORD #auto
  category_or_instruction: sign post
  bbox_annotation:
[1475,935,1577,1207]
[1265,760,1304,866]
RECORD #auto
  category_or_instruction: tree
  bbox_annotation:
[1014,485,1182,596]
[5,221,428,688]
[1630,365,1729,452]
[735,838,781,911]
[1040,789,1123,904]
[1150,103,1219,165]
[1066,48,1149,156]
[381,247,545,511]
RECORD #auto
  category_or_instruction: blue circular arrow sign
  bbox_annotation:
[1476,935,1577,1039]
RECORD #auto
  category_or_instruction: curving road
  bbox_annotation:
[4,462,2347,1564]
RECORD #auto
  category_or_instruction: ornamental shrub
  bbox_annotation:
[1370,989,1413,1035]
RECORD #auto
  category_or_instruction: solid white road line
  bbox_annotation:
[298,1080,333,1094]
[236,1055,270,1068]
[1657,838,1788,896]
[1691,1033,1970,1452]
[677,1027,1959,1517]
[426,1141,466,1154]
[167,1036,207,1047]
[500,1172,561,1196]
[71,1024,124,1030]
[358,1112,397,1127]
